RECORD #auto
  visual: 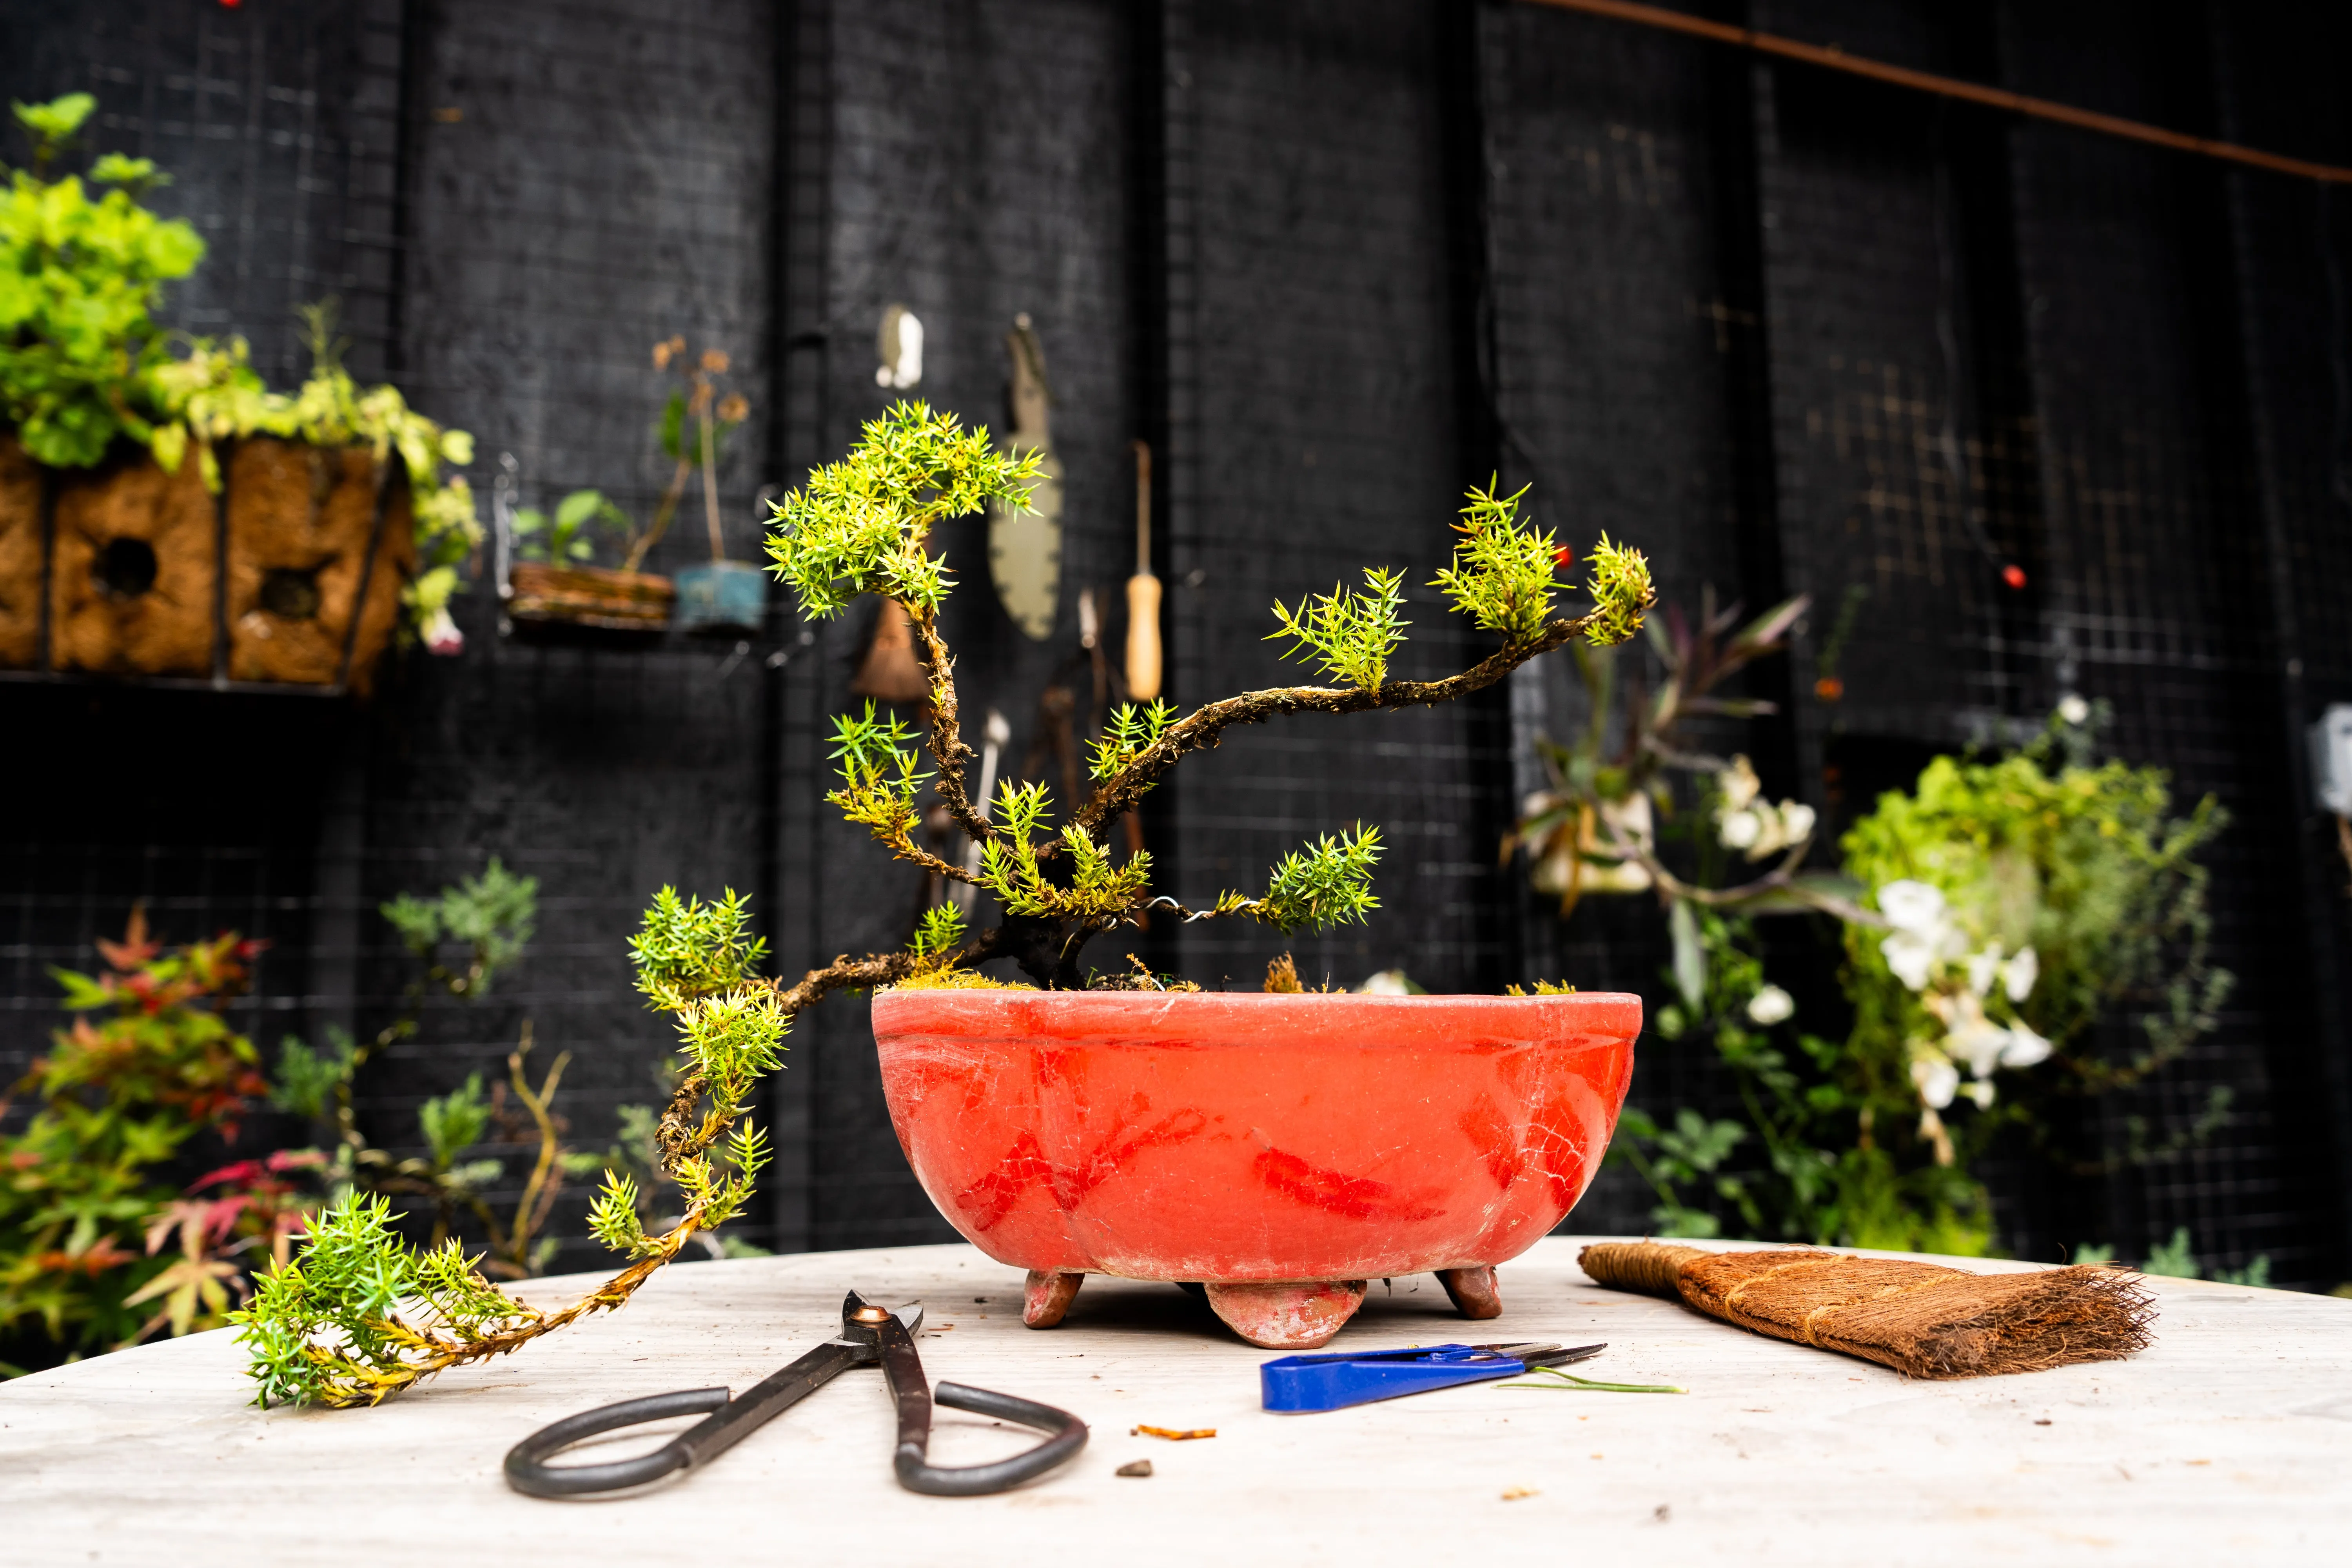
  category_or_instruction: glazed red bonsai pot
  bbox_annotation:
[871,988,1640,1348]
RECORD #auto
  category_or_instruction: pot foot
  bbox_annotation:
[1202,1279,1368,1349]
[1023,1270,1085,1328]
[1435,1265,1503,1320]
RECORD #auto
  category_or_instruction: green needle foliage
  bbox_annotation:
[1432,479,1559,644]
[631,886,768,1007]
[1267,566,1410,690]
[766,400,1042,619]
[1214,827,1384,933]
[910,904,967,959]
[1578,536,1653,648]
[231,1192,537,1409]
[827,702,933,852]
[1089,699,1178,784]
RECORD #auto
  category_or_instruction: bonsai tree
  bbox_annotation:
[232,400,1654,1406]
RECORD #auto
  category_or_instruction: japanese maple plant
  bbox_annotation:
[234,401,1654,1405]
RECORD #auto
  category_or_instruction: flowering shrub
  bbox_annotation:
[1611,706,2229,1253]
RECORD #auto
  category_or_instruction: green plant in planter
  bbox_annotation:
[231,403,1655,1406]
[512,489,634,566]
[0,94,203,468]
[1,98,482,645]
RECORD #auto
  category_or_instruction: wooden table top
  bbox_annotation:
[3,1236,2348,1565]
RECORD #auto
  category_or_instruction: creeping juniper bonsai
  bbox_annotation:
[232,401,1652,1406]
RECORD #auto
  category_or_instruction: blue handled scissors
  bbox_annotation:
[1261,1340,1606,1413]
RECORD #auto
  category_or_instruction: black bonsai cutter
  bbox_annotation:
[505,1290,1088,1499]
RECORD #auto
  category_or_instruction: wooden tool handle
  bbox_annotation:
[1126,572,1162,702]
[1125,440,1161,701]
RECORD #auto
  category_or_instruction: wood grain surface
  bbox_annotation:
[2,1237,2347,1566]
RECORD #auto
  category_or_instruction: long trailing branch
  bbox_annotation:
[1067,606,1609,840]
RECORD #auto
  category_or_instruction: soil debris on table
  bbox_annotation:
[1132,1424,1215,1440]
[1116,1460,1154,1478]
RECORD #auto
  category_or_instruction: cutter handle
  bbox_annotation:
[503,1387,730,1497]
[894,1381,1091,1497]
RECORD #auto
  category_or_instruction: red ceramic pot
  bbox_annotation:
[871,988,1641,1348]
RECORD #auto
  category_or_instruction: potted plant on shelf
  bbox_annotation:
[500,338,753,637]
[0,96,480,690]
[234,401,1656,1406]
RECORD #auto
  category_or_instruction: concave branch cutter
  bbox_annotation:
[505,1290,1088,1498]
[1261,1341,1607,1413]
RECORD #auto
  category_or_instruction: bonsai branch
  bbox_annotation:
[1069,606,1617,836]
[907,606,994,846]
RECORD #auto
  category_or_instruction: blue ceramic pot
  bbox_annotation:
[673,560,767,636]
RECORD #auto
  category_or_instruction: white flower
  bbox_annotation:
[1776,801,1818,844]
[1964,1078,1996,1110]
[1746,985,1795,1025]
[1881,931,1938,992]
[422,606,465,656]
[1877,880,1962,992]
[1719,809,1762,850]
[2000,946,2038,1003]
[1719,754,1761,813]
[1878,880,1949,933]
[1997,1022,2053,1070]
[1910,1053,1959,1110]
[1936,990,2011,1080]
[2058,693,2091,726]
[1965,944,2004,998]
[1357,969,1415,996]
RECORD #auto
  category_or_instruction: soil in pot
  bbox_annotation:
[508,561,674,635]
[49,449,217,679]
[0,437,40,668]
[223,439,414,693]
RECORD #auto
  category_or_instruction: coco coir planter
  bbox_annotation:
[872,987,1640,1349]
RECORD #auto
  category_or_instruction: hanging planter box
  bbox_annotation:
[873,988,1641,1349]
[224,439,413,693]
[50,446,220,679]
[0,437,43,669]
[0,436,414,692]
[505,561,674,634]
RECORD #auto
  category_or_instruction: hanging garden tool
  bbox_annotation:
[505,1291,1087,1498]
[987,314,1062,639]
[1125,439,1161,700]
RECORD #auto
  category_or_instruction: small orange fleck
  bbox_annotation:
[1814,675,1844,702]
[1132,1425,1216,1441]
[2001,563,2028,590]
